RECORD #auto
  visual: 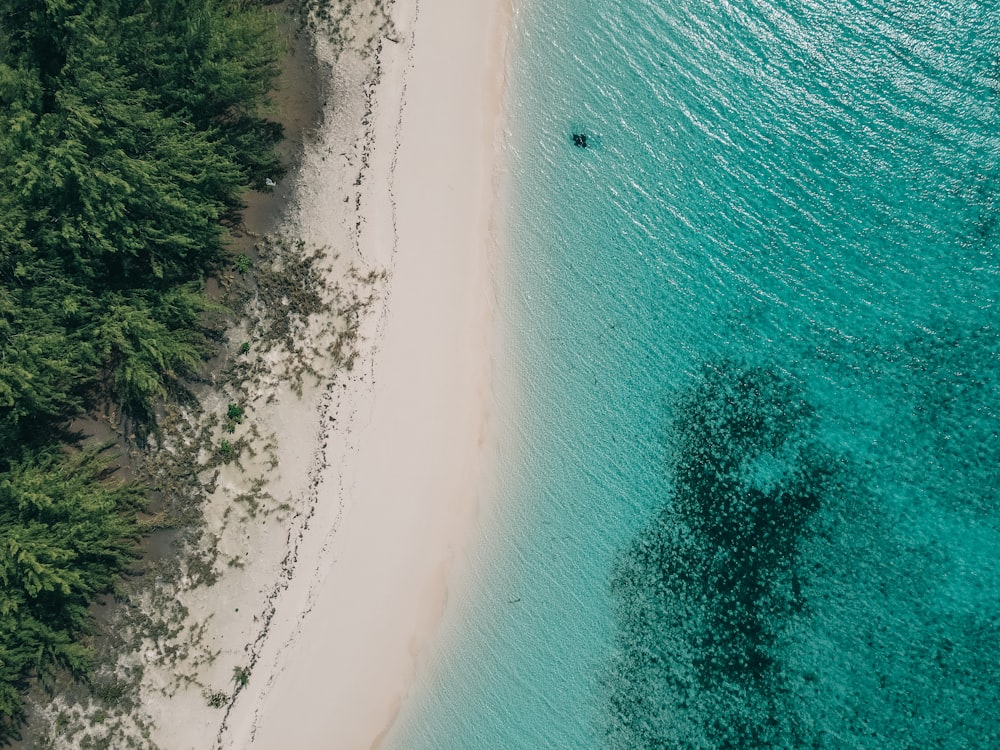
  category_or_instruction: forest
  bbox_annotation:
[0,0,285,737]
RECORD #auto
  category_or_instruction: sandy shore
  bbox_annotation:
[214,0,511,747]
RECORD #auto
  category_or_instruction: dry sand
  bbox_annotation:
[155,0,512,747]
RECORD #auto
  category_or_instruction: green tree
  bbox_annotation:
[0,279,96,455]
[90,287,217,419]
[0,448,142,737]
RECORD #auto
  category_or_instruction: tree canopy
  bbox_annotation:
[0,448,142,736]
[0,0,284,736]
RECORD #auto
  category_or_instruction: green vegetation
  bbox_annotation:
[0,447,142,738]
[226,403,245,423]
[232,664,250,689]
[235,253,253,274]
[0,0,284,738]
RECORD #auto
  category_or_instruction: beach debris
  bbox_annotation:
[572,132,588,148]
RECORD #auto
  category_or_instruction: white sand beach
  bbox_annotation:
[121,1,513,748]
[226,0,510,746]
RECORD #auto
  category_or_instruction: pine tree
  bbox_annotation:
[0,447,142,736]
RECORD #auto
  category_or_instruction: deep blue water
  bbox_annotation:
[384,0,1000,746]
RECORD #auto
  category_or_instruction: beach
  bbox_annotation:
[128,0,513,747]
[222,0,511,746]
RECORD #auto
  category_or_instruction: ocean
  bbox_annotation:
[384,0,1000,746]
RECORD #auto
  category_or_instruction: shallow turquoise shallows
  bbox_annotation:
[383,0,999,747]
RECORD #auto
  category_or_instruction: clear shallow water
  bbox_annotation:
[384,0,999,747]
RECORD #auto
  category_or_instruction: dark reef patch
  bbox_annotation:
[603,357,1000,748]
[604,362,833,748]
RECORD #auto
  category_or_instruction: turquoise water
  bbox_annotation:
[384,0,999,747]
